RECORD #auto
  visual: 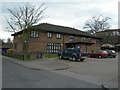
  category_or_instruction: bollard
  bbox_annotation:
[23,54,24,60]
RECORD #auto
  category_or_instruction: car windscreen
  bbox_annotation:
[73,49,80,52]
[103,51,107,53]
[106,51,111,53]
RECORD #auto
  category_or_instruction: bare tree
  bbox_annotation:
[0,38,5,47]
[83,15,111,35]
[5,3,47,53]
[6,3,47,32]
[6,38,12,43]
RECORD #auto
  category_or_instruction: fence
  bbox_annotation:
[2,52,42,60]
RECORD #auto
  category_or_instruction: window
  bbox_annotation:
[116,31,120,35]
[56,33,61,39]
[47,32,52,38]
[18,34,21,38]
[67,49,72,52]
[47,43,61,53]
[70,35,74,39]
[30,31,39,38]
[96,40,100,44]
[113,32,116,36]
[103,51,107,53]
[81,37,86,41]
[81,37,92,42]
[14,43,17,50]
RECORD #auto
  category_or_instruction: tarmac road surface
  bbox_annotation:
[2,57,101,88]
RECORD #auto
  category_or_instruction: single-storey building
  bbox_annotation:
[11,23,102,53]
[2,43,13,53]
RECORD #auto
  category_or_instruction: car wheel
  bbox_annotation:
[110,55,112,58]
[72,56,76,61]
[69,57,72,60]
[80,58,85,62]
[59,55,63,59]
[89,55,91,58]
[98,56,102,58]
[94,55,96,58]
[113,56,116,58]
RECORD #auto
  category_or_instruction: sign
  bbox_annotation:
[24,40,31,43]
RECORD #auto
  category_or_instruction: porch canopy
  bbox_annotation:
[101,44,115,48]
[115,44,120,47]
[65,39,94,45]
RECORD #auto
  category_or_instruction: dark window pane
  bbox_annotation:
[56,33,61,39]
[47,32,52,38]
[30,31,39,38]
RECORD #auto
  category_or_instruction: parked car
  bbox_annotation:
[58,48,85,61]
[81,52,89,57]
[89,50,108,58]
[105,50,116,58]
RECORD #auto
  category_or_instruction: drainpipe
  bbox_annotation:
[63,34,64,51]
[86,44,87,52]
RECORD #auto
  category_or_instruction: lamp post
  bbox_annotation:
[24,40,31,59]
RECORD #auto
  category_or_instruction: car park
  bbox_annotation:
[58,48,85,61]
[89,50,108,58]
[81,52,89,57]
[105,50,116,58]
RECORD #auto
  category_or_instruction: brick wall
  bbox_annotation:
[13,31,100,53]
[13,36,23,53]
[28,32,81,53]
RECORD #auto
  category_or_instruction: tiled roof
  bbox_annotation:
[65,39,94,44]
[11,23,102,39]
[2,43,13,49]
[97,29,120,33]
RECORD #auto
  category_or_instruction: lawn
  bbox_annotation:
[2,54,37,61]
[43,54,59,58]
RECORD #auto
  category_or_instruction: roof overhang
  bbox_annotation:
[65,40,94,45]
[11,23,103,39]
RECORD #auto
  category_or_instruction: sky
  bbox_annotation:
[0,0,119,42]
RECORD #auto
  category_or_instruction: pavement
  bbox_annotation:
[2,56,72,71]
[0,54,2,90]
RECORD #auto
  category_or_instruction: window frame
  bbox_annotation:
[30,31,39,38]
[56,33,61,39]
[47,42,61,53]
[70,35,74,39]
[47,32,52,38]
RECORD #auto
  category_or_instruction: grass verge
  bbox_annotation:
[43,54,59,58]
[2,54,37,61]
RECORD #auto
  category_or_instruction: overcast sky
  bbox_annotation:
[0,0,119,42]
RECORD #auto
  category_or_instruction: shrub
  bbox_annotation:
[91,50,95,53]
[7,49,13,53]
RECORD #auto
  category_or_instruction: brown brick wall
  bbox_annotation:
[75,43,100,52]
[87,44,100,52]
[28,32,81,53]
[13,36,23,53]
[80,44,86,52]
[13,31,100,53]
[28,32,71,53]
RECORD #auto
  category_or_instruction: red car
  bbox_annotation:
[89,50,108,58]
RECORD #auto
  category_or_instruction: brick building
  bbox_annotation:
[96,29,120,44]
[11,23,102,53]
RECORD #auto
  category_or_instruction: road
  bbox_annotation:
[2,57,101,88]
[54,56,118,89]
[0,54,2,90]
